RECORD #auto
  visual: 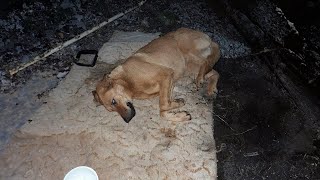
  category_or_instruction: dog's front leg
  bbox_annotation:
[159,71,191,121]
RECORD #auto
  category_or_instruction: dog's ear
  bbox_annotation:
[102,73,109,80]
[102,77,113,90]
[92,90,103,106]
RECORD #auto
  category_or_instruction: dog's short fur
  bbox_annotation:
[93,28,220,123]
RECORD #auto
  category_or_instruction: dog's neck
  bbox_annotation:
[109,65,124,79]
[111,77,133,98]
[109,66,127,87]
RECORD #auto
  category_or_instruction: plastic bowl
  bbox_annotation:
[64,166,99,180]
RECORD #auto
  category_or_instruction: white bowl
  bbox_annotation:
[64,166,99,180]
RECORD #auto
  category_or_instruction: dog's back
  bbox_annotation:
[170,28,220,76]
[132,28,219,80]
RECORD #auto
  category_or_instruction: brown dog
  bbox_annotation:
[92,28,220,123]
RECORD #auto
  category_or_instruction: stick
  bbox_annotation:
[235,47,303,60]
[213,113,236,131]
[9,0,147,76]
[223,125,257,137]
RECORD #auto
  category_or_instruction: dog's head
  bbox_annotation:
[92,76,135,123]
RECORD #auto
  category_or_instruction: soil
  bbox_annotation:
[214,54,320,179]
[0,0,319,179]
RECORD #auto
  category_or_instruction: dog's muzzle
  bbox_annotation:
[122,102,136,123]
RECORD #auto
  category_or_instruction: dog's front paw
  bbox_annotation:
[161,111,192,122]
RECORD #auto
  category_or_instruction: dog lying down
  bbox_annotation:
[92,28,220,123]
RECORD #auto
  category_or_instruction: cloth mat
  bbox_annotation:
[0,31,217,179]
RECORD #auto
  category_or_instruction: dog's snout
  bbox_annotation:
[127,101,133,107]
[122,101,136,123]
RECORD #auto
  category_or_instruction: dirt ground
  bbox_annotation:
[0,0,319,179]
[214,54,320,179]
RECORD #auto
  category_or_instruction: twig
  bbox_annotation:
[243,151,259,157]
[213,113,236,131]
[9,0,147,76]
[234,47,304,61]
[223,125,257,137]
[249,48,280,56]
[199,97,236,132]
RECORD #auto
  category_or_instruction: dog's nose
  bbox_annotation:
[127,102,133,107]
[122,102,136,123]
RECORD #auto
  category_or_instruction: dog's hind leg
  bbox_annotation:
[196,42,220,95]
[205,69,219,96]
[195,61,209,89]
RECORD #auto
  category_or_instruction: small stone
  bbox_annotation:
[1,79,11,86]
[58,32,64,39]
[57,71,69,78]
[0,39,4,48]
[22,3,28,9]
[21,55,30,63]
[16,46,22,53]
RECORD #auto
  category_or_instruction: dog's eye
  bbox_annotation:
[111,98,117,106]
